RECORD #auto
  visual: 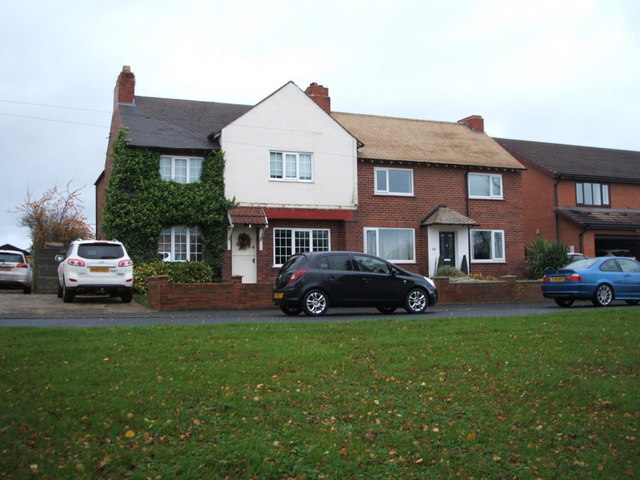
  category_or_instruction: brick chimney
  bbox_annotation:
[304,82,331,113]
[115,65,135,105]
[458,115,484,133]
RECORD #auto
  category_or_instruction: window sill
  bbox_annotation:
[374,192,415,197]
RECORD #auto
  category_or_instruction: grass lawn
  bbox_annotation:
[1,308,638,479]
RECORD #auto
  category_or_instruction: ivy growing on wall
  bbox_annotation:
[102,128,234,279]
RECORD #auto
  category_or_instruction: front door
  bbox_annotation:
[231,227,257,283]
[439,232,456,267]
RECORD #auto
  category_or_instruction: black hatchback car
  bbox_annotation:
[273,251,438,316]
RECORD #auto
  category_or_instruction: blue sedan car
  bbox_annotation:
[542,256,640,307]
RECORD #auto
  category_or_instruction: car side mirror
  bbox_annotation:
[55,255,65,262]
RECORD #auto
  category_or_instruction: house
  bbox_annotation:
[332,113,525,278]
[497,138,640,259]
[96,66,526,284]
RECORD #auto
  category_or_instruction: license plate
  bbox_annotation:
[0,267,10,271]
[90,267,110,273]
[273,292,284,299]
[550,276,565,282]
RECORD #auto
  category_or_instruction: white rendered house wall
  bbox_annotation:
[222,82,358,210]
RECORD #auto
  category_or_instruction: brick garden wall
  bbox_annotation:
[147,276,543,311]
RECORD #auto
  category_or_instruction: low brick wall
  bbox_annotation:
[147,275,543,311]
[434,277,542,304]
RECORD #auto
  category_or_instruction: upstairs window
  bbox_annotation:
[468,173,503,199]
[160,156,203,183]
[375,168,413,196]
[270,152,313,181]
[576,182,609,206]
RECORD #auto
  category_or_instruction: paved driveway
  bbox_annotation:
[0,291,148,315]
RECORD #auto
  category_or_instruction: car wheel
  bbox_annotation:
[57,283,63,298]
[592,284,613,307]
[23,286,32,294]
[554,298,574,308]
[404,288,428,314]
[121,290,133,303]
[302,289,329,316]
[62,283,75,303]
[376,306,397,314]
[625,300,639,305]
[280,305,302,316]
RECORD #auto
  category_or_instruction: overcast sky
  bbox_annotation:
[2,0,639,251]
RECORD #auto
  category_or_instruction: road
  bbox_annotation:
[1,291,625,327]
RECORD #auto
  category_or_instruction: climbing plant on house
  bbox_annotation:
[102,128,234,279]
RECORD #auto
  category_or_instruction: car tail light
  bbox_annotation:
[288,269,308,283]
[118,259,133,267]
[566,274,582,282]
[67,258,86,267]
[16,263,29,268]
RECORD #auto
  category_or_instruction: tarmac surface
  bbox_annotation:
[0,290,149,316]
[1,289,635,328]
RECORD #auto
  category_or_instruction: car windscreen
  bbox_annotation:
[0,253,23,263]
[77,244,125,259]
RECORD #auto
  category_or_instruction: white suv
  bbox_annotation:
[0,249,32,294]
[56,239,133,303]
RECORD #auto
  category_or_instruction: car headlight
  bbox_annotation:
[424,276,435,289]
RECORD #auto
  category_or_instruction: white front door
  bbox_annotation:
[231,227,257,283]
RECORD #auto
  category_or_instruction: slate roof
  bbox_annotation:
[119,96,252,150]
[332,112,524,170]
[556,207,640,230]
[496,138,640,183]
[421,206,477,226]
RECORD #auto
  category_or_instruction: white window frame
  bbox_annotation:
[158,226,203,262]
[471,229,505,263]
[273,228,330,266]
[364,227,415,263]
[468,173,503,200]
[269,152,313,182]
[374,167,414,196]
[160,156,203,183]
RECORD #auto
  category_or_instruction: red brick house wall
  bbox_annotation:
[347,162,524,278]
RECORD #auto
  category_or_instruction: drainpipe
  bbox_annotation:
[465,170,472,274]
[553,176,562,241]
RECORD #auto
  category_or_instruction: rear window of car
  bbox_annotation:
[77,244,125,259]
[0,253,23,263]
[280,255,308,273]
[567,259,598,270]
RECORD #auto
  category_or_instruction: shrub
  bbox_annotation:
[435,265,464,277]
[133,261,213,294]
[525,237,570,279]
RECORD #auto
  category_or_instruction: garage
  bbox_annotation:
[595,234,640,260]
